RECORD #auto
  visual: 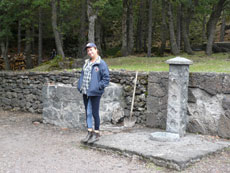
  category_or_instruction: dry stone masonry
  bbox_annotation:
[147,72,230,139]
[0,68,230,138]
[0,70,147,124]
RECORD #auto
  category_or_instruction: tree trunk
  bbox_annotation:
[57,0,63,47]
[121,0,128,56]
[143,1,149,53]
[147,0,153,57]
[87,0,97,43]
[219,13,226,42]
[202,16,207,42]
[102,28,106,50]
[25,27,32,69]
[38,7,43,65]
[206,0,227,56]
[95,19,103,56]
[159,0,167,56]
[17,21,21,54]
[127,0,134,55]
[167,1,179,55]
[181,3,193,55]
[51,0,65,58]
[31,24,35,54]
[136,0,145,52]
[176,4,181,50]
[186,6,194,36]
[77,0,87,58]
[1,37,10,70]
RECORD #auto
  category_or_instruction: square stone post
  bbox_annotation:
[166,57,193,137]
[150,57,192,142]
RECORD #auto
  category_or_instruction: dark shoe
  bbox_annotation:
[81,131,93,143]
[87,132,100,144]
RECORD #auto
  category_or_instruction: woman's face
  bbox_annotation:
[87,47,98,58]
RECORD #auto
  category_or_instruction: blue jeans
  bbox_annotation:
[83,95,101,130]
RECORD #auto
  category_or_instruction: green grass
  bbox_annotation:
[105,56,170,72]
[104,52,230,73]
[31,52,230,73]
[30,56,73,72]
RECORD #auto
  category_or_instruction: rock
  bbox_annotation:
[218,114,230,138]
[225,111,230,119]
[222,96,230,110]
[148,83,166,97]
[187,119,206,134]
[187,88,224,135]
[33,121,40,125]
[146,111,166,129]
[188,88,196,103]
[101,82,126,124]
[222,75,230,94]
[189,73,222,96]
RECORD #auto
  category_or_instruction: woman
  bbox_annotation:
[77,43,110,144]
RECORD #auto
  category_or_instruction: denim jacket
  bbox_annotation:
[77,57,110,96]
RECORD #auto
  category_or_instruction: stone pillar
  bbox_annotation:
[166,57,193,137]
[150,57,192,142]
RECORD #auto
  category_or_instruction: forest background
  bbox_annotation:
[0,0,230,71]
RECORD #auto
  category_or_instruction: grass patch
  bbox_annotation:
[30,56,62,72]
[104,52,230,72]
[105,56,170,72]
[146,162,166,171]
[30,52,230,73]
[30,56,76,72]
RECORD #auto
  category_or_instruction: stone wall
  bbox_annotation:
[0,71,230,138]
[146,72,230,138]
[0,70,148,124]
[110,71,148,123]
[0,71,80,114]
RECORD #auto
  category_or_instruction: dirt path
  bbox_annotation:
[0,110,230,173]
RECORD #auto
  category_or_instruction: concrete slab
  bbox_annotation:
[91,128,230,171]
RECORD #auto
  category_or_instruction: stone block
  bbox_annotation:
[42,82,125,129]
[222,96,230,110]
[150,132,180,142]
[189,73,222,96]
[146,111,166,129]
[218,114,230,138]
[225,111,230,119]
[187,119,206,134]
[148,83,166,97]
[56,85,79,101]
[187,88,224,135]
[148,72,168,83]
[222,75,230,94]
[42,85,57,99]
[188,88,196,103]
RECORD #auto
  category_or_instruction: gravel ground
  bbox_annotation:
[0,109,230,173]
